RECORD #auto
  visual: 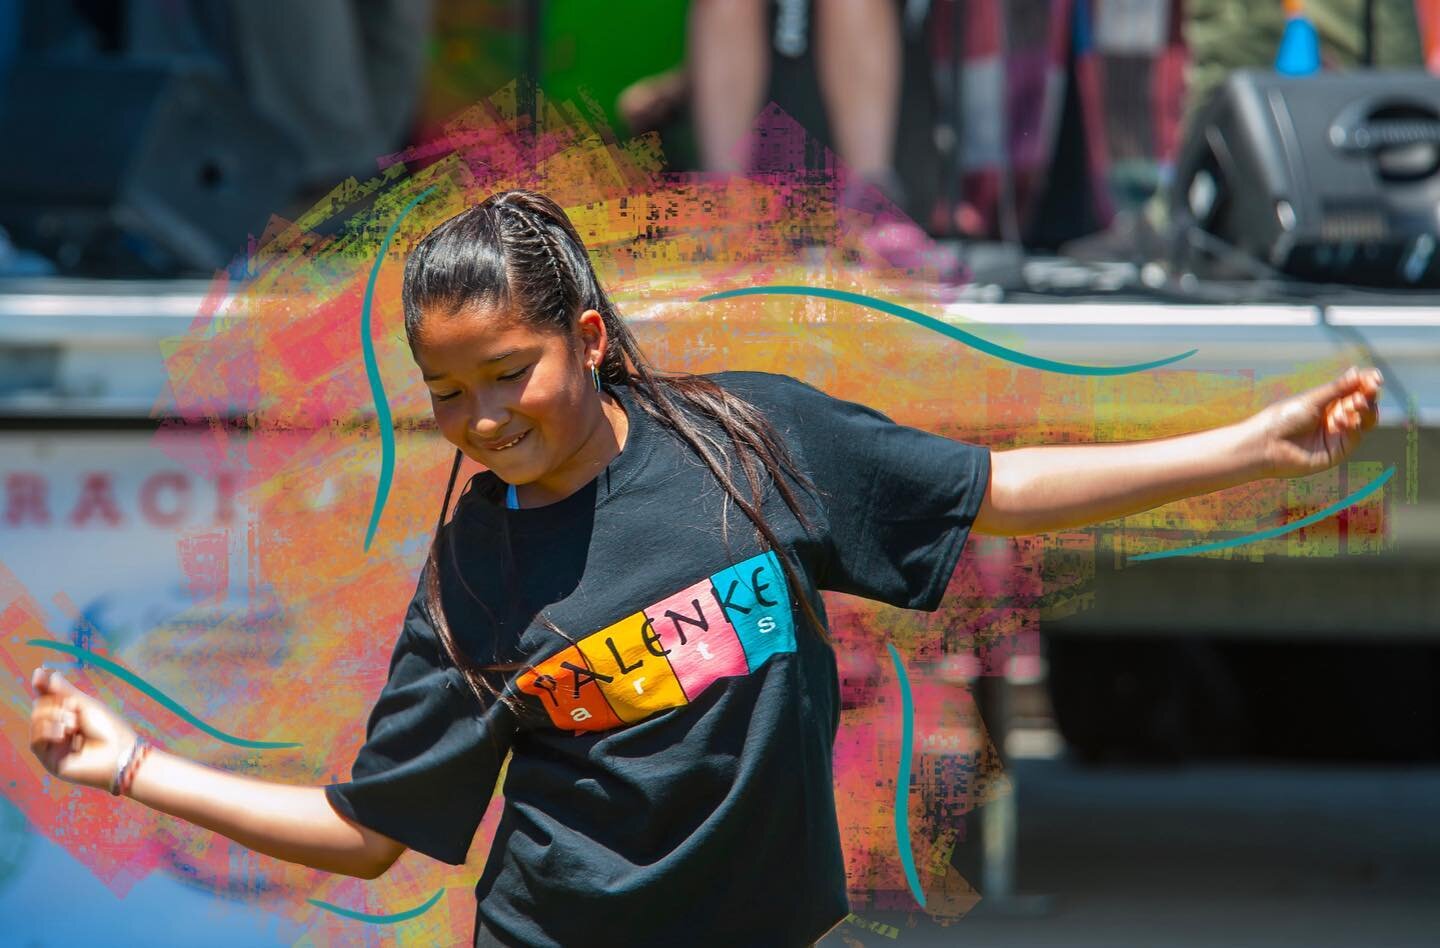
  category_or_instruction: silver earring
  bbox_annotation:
[591,363,601,392]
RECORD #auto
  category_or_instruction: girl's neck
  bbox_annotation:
[511,389,629,508]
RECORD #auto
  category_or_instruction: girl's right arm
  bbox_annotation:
[28,666,406,880]
[124,748,406,879]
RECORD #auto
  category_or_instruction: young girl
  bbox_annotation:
[29,189,1383,947]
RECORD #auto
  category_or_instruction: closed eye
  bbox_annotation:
[430,365,529,401]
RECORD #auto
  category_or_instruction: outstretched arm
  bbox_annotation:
[973,366,1384,537]
[29,667,406,880]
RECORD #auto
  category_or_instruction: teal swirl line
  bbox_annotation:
[1130,465,1395,561]
[26,640,301,749]
[885,641,926,909]
[697,285,1198,375]
[363,186,438,552]
[308,887,445,924]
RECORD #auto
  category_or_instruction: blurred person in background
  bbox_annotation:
[0,0,434,274]
[126,0,435,197]
[1185,0,1427,125]
[1066,0,1430,263]
[622,0,963,278]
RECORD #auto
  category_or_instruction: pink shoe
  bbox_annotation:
[860,217,969,284]
[841,169,970,285]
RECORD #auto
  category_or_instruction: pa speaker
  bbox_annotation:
[0,61,303,276]
[1170,69,1440,287]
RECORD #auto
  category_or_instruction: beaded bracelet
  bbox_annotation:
[109,737,151,797]
[120,740,151,797]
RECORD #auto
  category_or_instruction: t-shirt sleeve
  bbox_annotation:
[323,568,515,867]
[774,373,992,612]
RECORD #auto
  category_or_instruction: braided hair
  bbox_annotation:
[401,189,831,716]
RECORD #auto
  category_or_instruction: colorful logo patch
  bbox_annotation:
[515,550,797,732]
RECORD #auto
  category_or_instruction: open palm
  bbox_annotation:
[1254,367,1383,480]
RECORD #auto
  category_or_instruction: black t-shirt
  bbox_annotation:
[324,370,991,947]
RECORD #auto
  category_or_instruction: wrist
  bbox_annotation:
[111,735,152,797]
[1234,414,1278,482]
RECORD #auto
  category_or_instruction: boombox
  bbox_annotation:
[1171,69,1440,287]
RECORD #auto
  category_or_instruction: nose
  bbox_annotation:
[464,390,512,439]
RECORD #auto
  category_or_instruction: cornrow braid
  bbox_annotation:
[494,202,574,322]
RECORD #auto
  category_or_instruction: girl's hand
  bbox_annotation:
[28,666,139,793]
[1251,366,1384,479]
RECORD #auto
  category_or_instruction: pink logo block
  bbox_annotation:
[645,576,749,701]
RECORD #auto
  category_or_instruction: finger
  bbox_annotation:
[33,666,74,697]
[1328,403,1354,435]
[1347,396,1366,424]
[1362,396,1380,430]
[46,711,75,741]
[1331,391,1374,428]
[43,670,81,698]
[29,702,56,750]
[41,741,69,778]
[1353,397,1376,429]
[31,703,74,734]
[1308,368,1365,410]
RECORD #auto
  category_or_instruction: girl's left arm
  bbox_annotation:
[973,366,1385,537]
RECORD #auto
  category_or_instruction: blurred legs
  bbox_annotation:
[689,0,771,172]
[814,0,902,182]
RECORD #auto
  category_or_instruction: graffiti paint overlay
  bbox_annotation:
[0,77,1393,943]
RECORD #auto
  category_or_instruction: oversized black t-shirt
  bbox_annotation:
[324,370,991,947]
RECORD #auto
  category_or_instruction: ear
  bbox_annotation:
[575,309,606,367]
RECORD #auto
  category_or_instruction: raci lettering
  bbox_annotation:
[516,550,798,734]
[3,470,239,529]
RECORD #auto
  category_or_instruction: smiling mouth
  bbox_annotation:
[486,430,530,452]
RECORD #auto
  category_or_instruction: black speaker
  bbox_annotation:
[0,61,304,276]
[1171,69,1440,287]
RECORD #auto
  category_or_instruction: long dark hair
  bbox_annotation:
[401,188,831,715]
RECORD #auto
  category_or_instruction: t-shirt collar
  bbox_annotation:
[455,380,655,528]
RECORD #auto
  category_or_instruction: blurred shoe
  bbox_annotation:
[860,219,969,283]
[842,169,969,284]
[1058,205,1169,265]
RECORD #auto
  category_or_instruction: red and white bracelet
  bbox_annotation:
[109,737,152,797]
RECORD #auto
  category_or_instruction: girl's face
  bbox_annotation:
[410,304,616,499]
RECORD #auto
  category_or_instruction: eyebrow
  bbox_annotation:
[421,347,525,381]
